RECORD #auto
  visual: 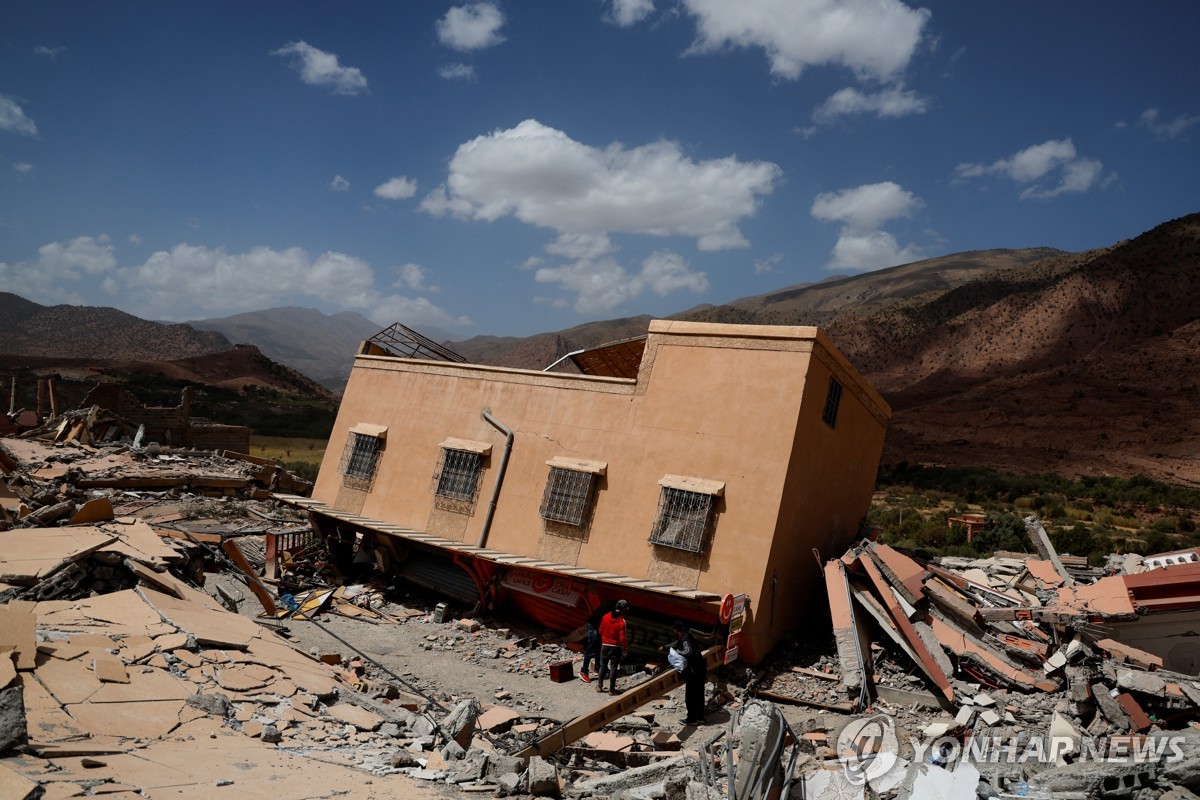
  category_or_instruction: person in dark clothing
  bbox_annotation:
[580,600,617,683]
[596,599,629,694]
[668,620,707,724]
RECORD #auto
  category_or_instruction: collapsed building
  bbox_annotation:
[276,320,891,665]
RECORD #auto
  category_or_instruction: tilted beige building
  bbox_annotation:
[284,320,890,663]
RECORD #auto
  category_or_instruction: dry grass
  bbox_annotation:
[250,435,327,467]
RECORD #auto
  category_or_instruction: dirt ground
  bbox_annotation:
[213,572,842,755]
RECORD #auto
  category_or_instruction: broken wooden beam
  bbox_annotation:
[514,645,724,761]
[221,539,278,616]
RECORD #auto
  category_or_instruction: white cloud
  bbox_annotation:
[754,253,782,274]
[33,45,65,58]
[0,95,38,137]
[121,243,466,327]
[811,181,921,231]
[395,263,438,293]
[437,3,506,51]
[1,235,467,329]
[535,250,708,314]
[1138,108,1200,140]
[955,138,1106,199]
[330,174,350,191]
[439,62,477,81]
[811,182,924,272]
[824,229,924,273]
[419,119,779,251]
[128,233,142,245]
[0,235,115,305]
[607,0,655,26]
[813,84,928,123]
[679,0,930,81]
[12,161,33,174]
[271,41,368,95]
[374,176,418,200]
[545,233,614,260]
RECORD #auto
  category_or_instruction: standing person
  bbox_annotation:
[670,620,707,724]
[579,600,615,684]
[596,599,629,695]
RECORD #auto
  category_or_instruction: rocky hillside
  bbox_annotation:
[0,293,230,360]
[828,213,1200,485]
[188,307,382,392]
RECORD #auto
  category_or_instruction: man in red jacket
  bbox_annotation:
[596,598,629,694]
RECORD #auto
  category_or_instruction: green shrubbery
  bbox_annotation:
[872,464,1200,565]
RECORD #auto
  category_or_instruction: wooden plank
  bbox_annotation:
[221,540,278,616]
[514,645,724,761]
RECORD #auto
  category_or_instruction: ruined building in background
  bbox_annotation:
[278,320,890,664]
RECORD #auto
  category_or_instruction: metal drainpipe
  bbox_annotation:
[478,407,514,548]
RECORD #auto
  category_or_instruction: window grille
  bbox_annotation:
[539,467,596,526]
[649,487,715,553]
[823,376,843,429]
[338,432,382,484]
[432,448,483,503]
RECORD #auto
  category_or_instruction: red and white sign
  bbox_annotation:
[501,570,582,607]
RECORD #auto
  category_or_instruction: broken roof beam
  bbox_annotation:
[928,614,1058,692]
[865,543,927,606]
[858,555,954,702]
[925,562,1024,606]
[823,559,867,692]
[1024,515,1075,587]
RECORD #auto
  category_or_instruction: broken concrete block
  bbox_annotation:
[186,692,231,718]
[0,684,27,754]
[524,755,559,797]
[897,760,981,800]
[456,618,482,633]
[442,698,480,749]
[496,772,522,796]
[954,706,975,727]
[485,754,525,783]
[734,702,783,800]
[1043,650,1068,674]
[979,709,1001,727]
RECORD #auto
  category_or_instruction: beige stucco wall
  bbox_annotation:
[314,321,890,659]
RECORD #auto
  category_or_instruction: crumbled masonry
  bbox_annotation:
[3,397,1200,798]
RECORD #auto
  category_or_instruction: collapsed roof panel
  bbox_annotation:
[362,322,467,363]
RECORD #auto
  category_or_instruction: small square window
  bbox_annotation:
[822,376,843,429]
[539,467,597,526]
[339,432,382,486]
[649,487,716,553]
[434,448,484,503]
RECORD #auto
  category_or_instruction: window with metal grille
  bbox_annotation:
[822,376,843,429]
[338,433,382,482]
[649,487,716,553]
[539,467,596,526]
[432,448,483,502]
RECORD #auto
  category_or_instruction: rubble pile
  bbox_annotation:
[799,520,1200,799]
[0,432,311,532]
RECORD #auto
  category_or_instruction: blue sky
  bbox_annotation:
[1,2,1197,337]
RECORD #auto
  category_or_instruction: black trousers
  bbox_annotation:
[684,666,706,720]
[598,644,622,691]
